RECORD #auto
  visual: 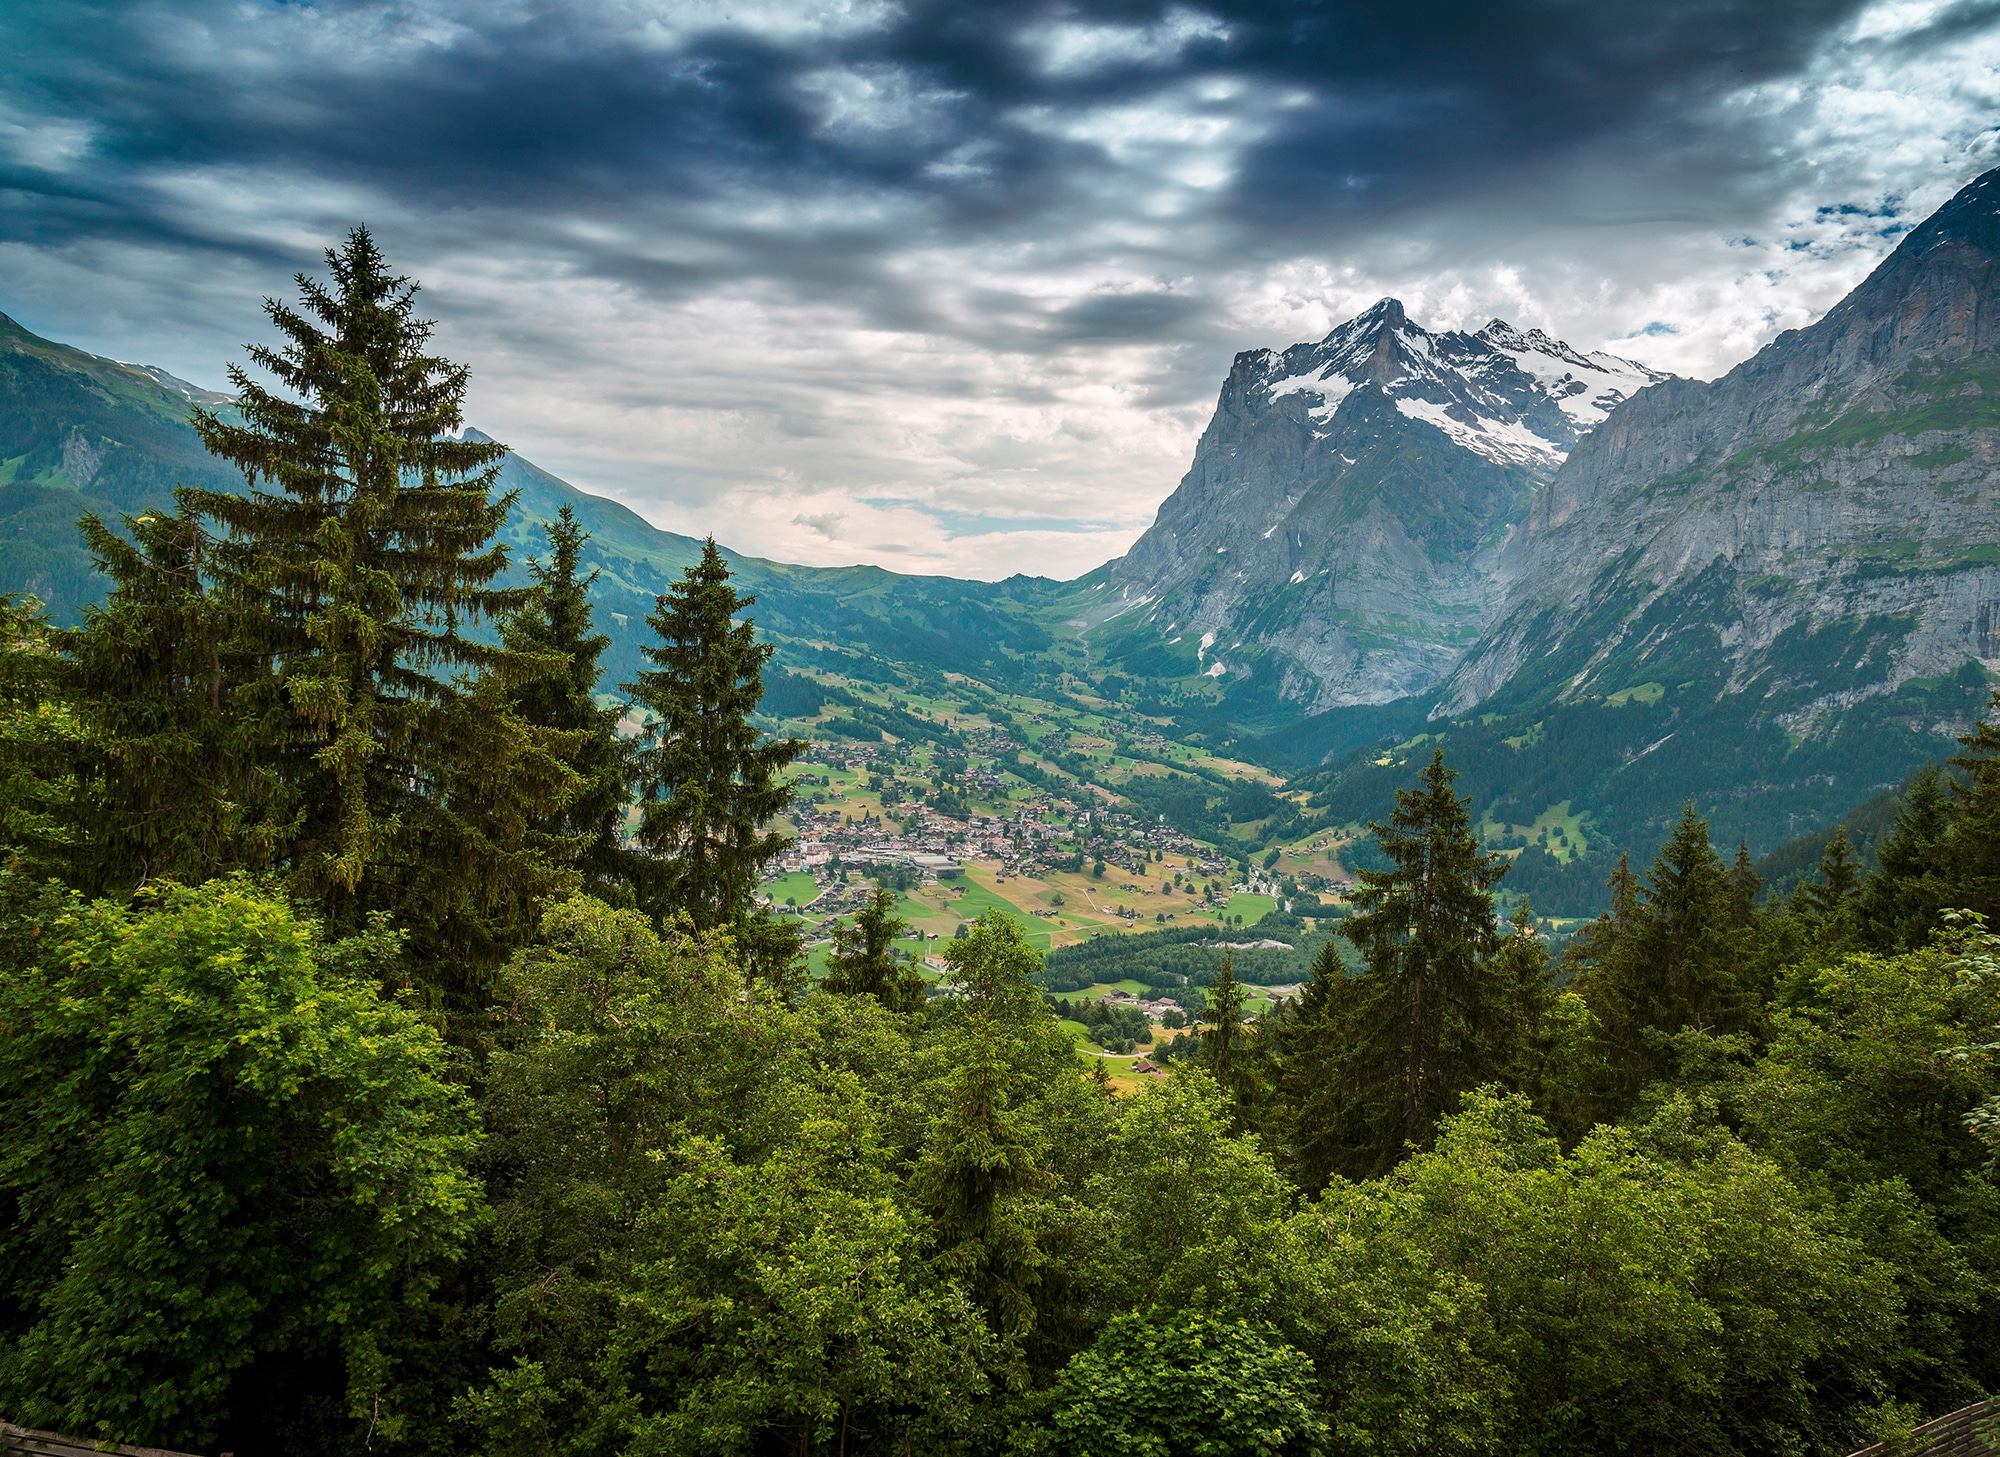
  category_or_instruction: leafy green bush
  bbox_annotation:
[1040,1310,1325,1457]
[0,876,480,1449]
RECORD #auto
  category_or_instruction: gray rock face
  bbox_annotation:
[1438,165,2000,721]
[1091,299,1662,710]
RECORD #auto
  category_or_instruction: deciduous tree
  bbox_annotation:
[0,876,481,1452]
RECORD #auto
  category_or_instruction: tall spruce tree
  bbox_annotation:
[915,1020,1047,1343]
[59,500,264,895]
[1272,940,1362,1191]
[0,595,77,876]
[1801,826,1862,932]
[1945,691,2000,921]
[501,506,636,901]
[1728,842,1763,929]
[623,540,803,983]
[1196,955,1268,1128]
[185,227,577,1001]
[1571,803,1744,1114]
[1487,898,1558,1089]
[1858,765,1958,949]
[1287,749,1507,1178]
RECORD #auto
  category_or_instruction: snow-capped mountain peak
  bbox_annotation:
[1096,299,1676,712]
[1242,298,1657,472]
[1474,318,1666,429]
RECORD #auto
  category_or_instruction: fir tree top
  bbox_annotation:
[189,225,520,679]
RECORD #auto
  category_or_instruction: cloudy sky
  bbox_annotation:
[5,0,1999,579]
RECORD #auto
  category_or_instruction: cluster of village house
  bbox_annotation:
[775,742,1235,879]
[772,741,1354,930]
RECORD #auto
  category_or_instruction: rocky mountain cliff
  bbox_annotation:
[1440,165,2000,728]
[1284,165,2000,882]
[1078,300,1662,712]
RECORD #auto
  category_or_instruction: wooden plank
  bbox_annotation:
[1846,1400,2000,1457]
[1,1422,202,1457]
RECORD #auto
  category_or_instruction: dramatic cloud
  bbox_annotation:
[4,0,1999,578]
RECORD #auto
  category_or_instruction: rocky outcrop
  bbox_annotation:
[1437,165,2000,720]
[1088,300,1661,710]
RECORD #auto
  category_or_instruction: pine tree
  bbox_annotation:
[1728,842,1763,929]
[1574,803,1744,1113]
[1802,827,1861,931]
[1289,749,1508,1178]
[501,506,636,901]
[185,227,576,1001]
[1926,692,2000,928]
[823,887,927,1012]
[1488,898,1557,1088]
[1272,940,1362,1191]
[623,540,803,984]
[1196,954,1268,1127]
[59,500,266,895]
[915,1019,1047,1343]
[0,596,77,875]
[1858,764,1957,949]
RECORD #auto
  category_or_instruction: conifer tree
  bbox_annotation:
[1488,898,1557,1085]
[1197,954,1268,1126]
[1272,940,1362,1191]
[624,540,804,984]
[501,506,636,900]
[1802,827,1862,933]
[1287,749,1507,1178]
[1573,803,1743,1112]
[823,887,927,1012]
[1946,691,2000,918]
[915,1020,1047,1342]
[1858,765,1957,949]
[185,227,576,999]
[1728,842,1763,929]
[0,596,77,875]
[59,500,264,895]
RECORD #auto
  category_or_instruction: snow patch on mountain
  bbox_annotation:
[1475,320,1665,429]
[1394,396,1567,468]
[1095,295,1678,711]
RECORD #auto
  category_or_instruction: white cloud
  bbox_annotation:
[1023,8,1229,77]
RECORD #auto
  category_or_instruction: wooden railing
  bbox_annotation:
[1848,1399,2000,1457]
[2,1423,200,1457]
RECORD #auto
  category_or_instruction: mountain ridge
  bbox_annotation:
[1079,298,1664,715]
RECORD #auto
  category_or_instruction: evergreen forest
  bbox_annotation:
[2,233,1999,1457]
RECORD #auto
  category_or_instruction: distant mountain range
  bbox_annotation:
[8,165,2000,910]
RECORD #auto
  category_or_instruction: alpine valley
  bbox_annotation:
[10,168,2000,913]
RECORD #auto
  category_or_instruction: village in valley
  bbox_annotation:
[745,672,1367,1090]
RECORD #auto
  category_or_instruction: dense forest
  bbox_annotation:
[1,232,1998,1457]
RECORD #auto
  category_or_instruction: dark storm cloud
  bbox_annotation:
[0,0,1908,330]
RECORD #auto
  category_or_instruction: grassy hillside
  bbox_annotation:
[0,311,241,618]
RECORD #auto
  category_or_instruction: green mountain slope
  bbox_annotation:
[0,313,1076,701]
[0,311,241,618]
[1290,167,2000,904]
